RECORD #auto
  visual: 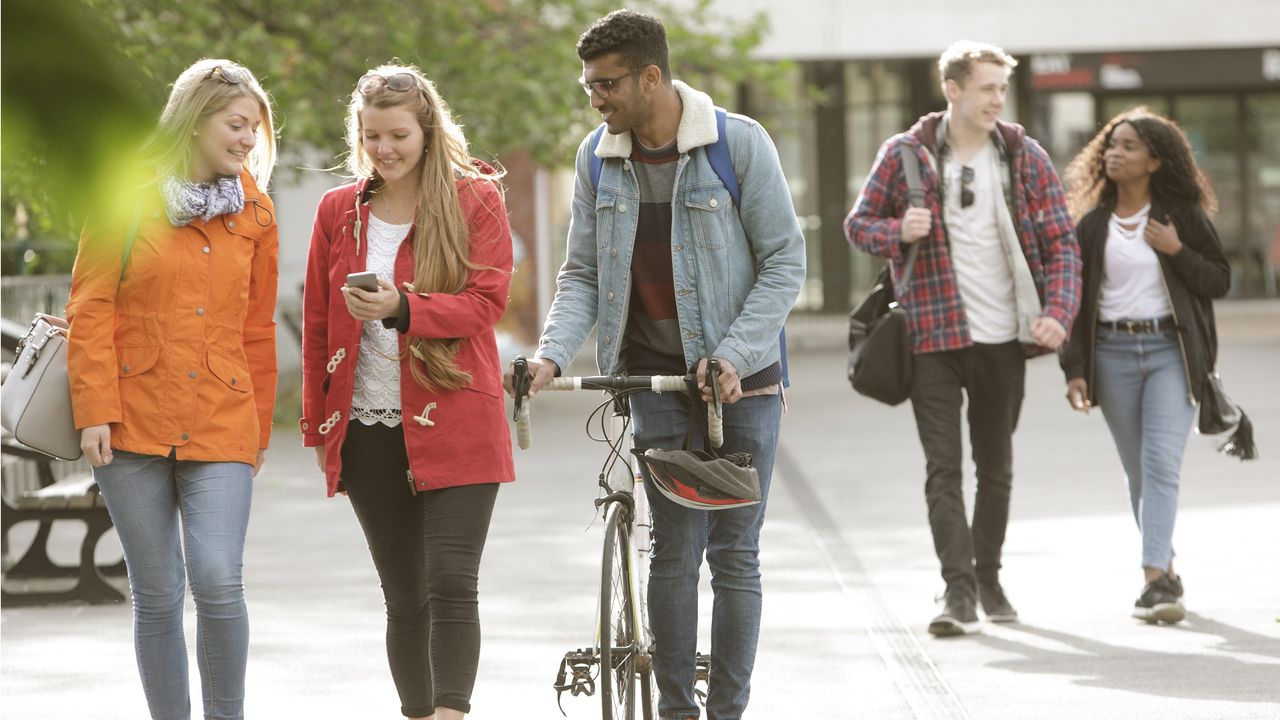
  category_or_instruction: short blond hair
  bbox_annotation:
[938,41,1017,86]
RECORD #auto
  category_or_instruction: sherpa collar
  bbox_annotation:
[594,80,719,159]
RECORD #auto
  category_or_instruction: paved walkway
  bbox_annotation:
[3,301,1278,718]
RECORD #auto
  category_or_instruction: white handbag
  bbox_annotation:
[2,314,82,460]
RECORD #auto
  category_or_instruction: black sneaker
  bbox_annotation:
[929,590,981,637]
[1133,574,1185,624]
[978,579,1019,623]
[1168,574,1184,599]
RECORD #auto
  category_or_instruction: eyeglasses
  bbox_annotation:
[578,69,640,98]
[960,166,975,209]
[358,72,418,95]
[206,64,247,85]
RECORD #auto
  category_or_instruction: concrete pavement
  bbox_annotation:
[3,300,1278,718]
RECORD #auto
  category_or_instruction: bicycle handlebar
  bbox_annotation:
[510,357,723,450]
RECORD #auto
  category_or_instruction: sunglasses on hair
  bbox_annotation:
[358,72,418,94]
[206,64,248,85]
[960,166,975,209]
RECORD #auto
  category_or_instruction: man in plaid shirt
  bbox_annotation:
[845,41,1081,637]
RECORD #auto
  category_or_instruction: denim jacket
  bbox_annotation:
[537,81,806,377]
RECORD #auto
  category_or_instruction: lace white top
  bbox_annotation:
[350,213,412,426]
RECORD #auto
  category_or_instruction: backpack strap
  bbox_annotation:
[706,108,740,210]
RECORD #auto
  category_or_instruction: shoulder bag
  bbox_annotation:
[847,144,924,405]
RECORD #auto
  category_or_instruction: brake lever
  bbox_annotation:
[706,358,723,419]
[511,355,530,421]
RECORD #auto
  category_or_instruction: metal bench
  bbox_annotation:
[1,437,127,606]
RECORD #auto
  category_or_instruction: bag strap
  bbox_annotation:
[116,204,143,294]
[895,144,925,295]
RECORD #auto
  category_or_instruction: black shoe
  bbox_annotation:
[978,579,1019,623]
[1168,574,1184,599]
[1133,574,1185,624]
[929,590,981,637]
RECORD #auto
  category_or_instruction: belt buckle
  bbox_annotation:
[1125,320,1136,335]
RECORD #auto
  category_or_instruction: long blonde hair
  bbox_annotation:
[345,64,504,391]
[147,59,277,188]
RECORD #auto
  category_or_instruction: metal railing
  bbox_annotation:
[0,275,72,323]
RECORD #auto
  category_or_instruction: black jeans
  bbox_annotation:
[340,421,499,717]
[910,342,1025,597]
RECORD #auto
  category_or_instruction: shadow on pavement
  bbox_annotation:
[972,620,1280,704]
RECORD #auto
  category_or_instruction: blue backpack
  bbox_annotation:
[587,108,791,387]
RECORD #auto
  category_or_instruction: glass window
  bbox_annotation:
[1032,92,1097,174]
[845,60,909,300]
[1101,95,1169,121]
[750,66,822,310]
[1174,95,1245,293]
[1246,93,1280,296]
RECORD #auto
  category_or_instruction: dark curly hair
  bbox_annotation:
[576,9,671,82]
[1064,106,1218,220]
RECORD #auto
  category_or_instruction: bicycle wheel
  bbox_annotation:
[599,501,637,719]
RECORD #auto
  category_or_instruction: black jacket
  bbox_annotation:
[1060,200,1230,406]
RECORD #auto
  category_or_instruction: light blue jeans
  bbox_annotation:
[631,391,781,720]
[94,450,254,720]
[1094,328,1197,571]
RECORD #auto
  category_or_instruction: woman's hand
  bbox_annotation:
[313,445,326,473]
[1144,218,1183,256]
[80,425,113,466]
[341,276,401,321]
[254,450,266,478]
[1066,378,1091,413]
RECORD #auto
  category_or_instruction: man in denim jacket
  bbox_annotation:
[518,10,804,719]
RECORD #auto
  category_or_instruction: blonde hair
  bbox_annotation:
[345,63,505,392]
[147,59,277,188]
[938,41,1018,86]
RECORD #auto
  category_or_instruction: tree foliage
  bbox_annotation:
[2,0,778,272]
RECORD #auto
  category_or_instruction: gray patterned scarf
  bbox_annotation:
[161,174,245,226]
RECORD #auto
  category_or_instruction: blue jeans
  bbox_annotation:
[94,450,254,720]
[1094,328,1196,570]
[631,391,781,720]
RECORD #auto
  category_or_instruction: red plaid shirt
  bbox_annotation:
[845,113,1081,356]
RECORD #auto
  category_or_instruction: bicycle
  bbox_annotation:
[509,356,724,720]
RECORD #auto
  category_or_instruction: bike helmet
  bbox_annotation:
[634,448,761,511]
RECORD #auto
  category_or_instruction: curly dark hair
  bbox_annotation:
[1064,106,1218,220]
[576,9,671,82]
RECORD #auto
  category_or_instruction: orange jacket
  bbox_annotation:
[66,169,278,465]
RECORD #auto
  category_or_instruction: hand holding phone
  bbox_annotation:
[345,271,380,293]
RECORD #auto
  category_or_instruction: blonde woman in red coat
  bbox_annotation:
[300,64,514,720]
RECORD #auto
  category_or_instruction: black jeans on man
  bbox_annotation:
[340,421,500,717]
[910,341,1025,597]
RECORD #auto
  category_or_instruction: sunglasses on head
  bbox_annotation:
[358,72,418,95]
[205,64,248,85]
[960,165,975,209]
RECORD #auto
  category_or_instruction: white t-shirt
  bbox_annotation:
[943,142,1018,343]
[1098,204,1172,321]
[350,213,412,427]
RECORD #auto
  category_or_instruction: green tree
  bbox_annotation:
[2,0,778,273]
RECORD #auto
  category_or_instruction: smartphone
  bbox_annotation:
[345,271,380,293]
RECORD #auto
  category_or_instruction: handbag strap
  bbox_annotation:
[895,144,925,296]
[116,204,143,294]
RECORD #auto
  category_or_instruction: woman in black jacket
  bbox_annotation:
[1061,108,1229,625]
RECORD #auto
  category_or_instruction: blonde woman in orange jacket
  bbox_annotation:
[66,59,277,720]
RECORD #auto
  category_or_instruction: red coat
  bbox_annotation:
[301,172,514,497]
